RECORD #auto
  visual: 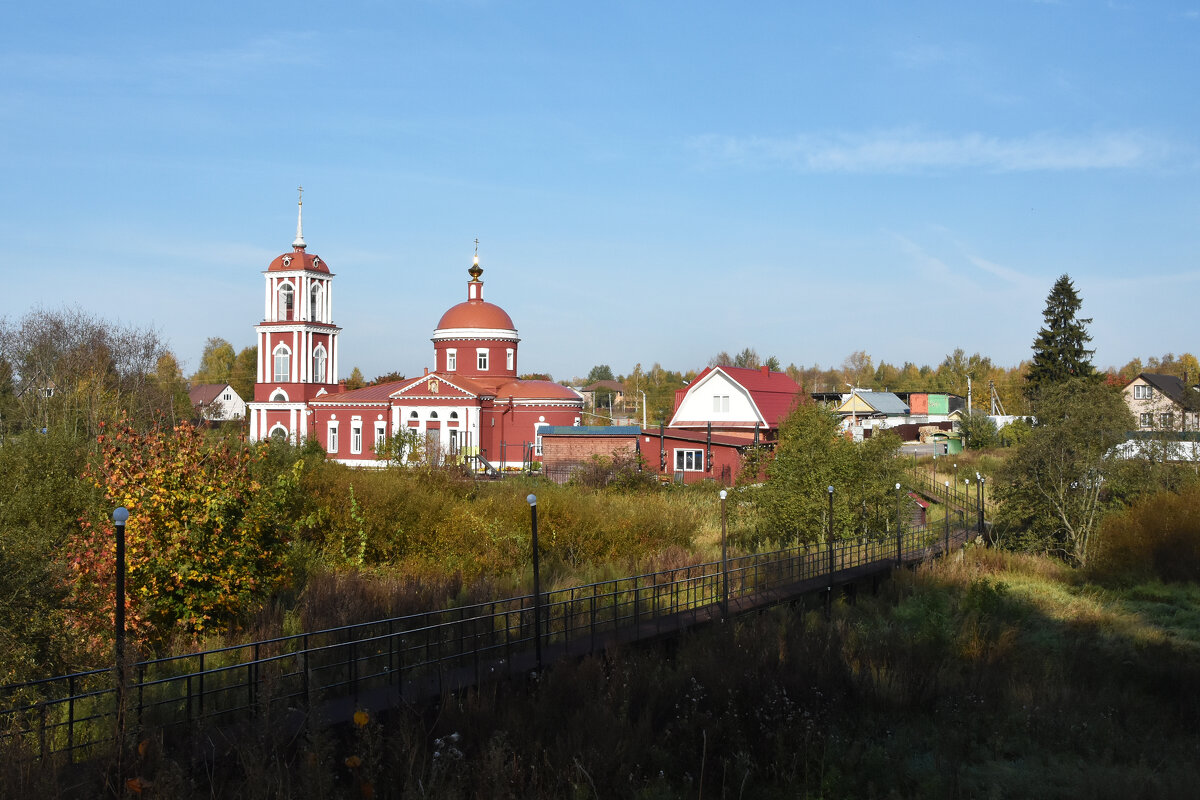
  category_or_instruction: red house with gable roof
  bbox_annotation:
[248,194,583,467]
[668,365,804,442]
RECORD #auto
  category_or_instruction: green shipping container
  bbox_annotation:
[928,394,950,415]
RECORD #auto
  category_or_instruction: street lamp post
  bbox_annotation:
[944,482,951,554]
[827,486,835,585]
[719,490,729,619]
[977,475,985,535]
[953,463,959,498]
[894,482,902,566]
[526,494,542,671]
[113,506,129,735]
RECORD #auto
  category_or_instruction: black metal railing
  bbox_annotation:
[0,520,969,760]
[905,468,996,516]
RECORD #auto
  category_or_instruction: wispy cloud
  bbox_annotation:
[965,254,1042,293]
[688,129,1173,174]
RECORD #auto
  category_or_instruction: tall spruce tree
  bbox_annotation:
[1026,274,1095,396]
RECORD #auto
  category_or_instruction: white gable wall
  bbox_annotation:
[670,370,764,427]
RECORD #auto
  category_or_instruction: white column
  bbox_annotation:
[304,330,311,382]
[250,406,258,440]
[292,330,298,382]
[300,408,308,441]
[300,275,308,321]
[289,408,297,443]
[264,277,271,321]
[327,281,333,323]
[271,277,278,321]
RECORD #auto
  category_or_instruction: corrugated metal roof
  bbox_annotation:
[853,391,910,415]
[542,426,641,436]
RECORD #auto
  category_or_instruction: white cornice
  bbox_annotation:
[431,327,520,343]
[261,269,337,278]
[255,323,342,333]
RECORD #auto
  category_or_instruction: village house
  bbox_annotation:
[539,425,750,485]
[188,383,246,421]
[1123,373,1200,431]
[667,365,804,443]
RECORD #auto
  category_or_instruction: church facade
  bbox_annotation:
[247,198,583,469]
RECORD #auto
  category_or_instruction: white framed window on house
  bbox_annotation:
[446,348,457,371]
[477,348,489,370]
[1139,413,1154,428]
[534,422,549,456]
[712,395,729,412]
[675,448,704,472]
[351,422,363,454]
[375,422,387,450]
[1134,385,1154,400]
[273,344,291,383]
[506,348,514,370]
[327,422,339,453]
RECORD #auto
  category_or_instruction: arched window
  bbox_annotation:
[270,390,288,402]
[273,344,291,383]
[278,283,295,321]
[429,411,439,419]
[268,424,289,440]
[409,410,419,418]
[310,284,322,321]
[450,411,459,420]
[312,344,327,383]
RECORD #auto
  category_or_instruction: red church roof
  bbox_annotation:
[491,379,582,402]
[436,299,515,331]
[267,248,331,274]
[309,380,408,405]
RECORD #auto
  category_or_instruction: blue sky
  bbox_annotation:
[2,1,1198,382]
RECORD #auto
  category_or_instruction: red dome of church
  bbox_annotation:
[436,299,514,331]
[433,255,516,333]
[268,249,330,273]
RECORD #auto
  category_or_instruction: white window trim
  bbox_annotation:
[273,344,292,383]
[446,348,457,371]
[533,422,549,457]
[674,448,704,472]
[327,421,340,453]
[477,348,489,371]
[351,422,363,454]
[374,422,387,450]
[278,281,296,321]
[506,348,514,371]
[312,344,328,384]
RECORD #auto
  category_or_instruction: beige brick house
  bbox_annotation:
[1123,373,1200,431]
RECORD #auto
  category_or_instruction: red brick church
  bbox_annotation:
[247,195,583,468]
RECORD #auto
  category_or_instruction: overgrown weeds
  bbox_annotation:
[16,548,1199,798]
